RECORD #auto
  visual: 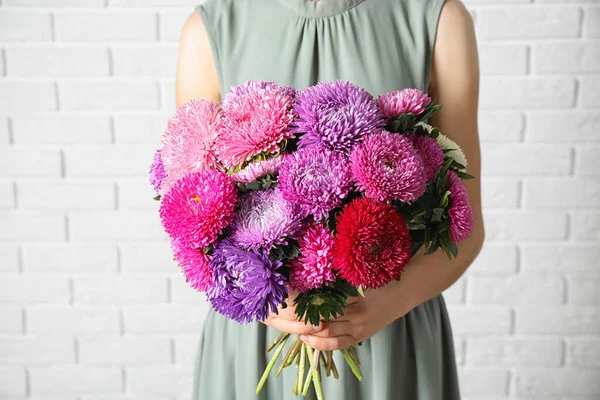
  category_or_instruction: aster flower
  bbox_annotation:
[407,133,445,181]
[160,99,223,194]
[222,80,295,108]
[171,239,212,292]
[446,171,474,243]
[216,85,295,167]
[149,149,167,194]
[159,170,237,249]
[377,88,432,120]
[350,130,426,203]
[207,240,288,324]
[289,222,336,293]
[230,153,287,184]
[436,133,468,171]
[230,188,303,252]
[291,80,385,155]
[332,197,411,289]
[278,146,353,220]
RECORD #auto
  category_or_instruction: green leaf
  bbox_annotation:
[153,195,161,201]
[357,286,365,298]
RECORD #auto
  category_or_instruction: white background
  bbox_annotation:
[0,0,599,398]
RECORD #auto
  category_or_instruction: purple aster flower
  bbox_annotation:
[278,146,353,220]
[291,80,385,155]
[206,240,288,324]
[149,149,167,194]
[222,80,296,108]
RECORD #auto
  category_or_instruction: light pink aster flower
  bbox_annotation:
[160,99,223,194]
[172,239,213,292]
[230,153,287,184]
[377,88,432,120]
[446,171,474,243]
[222,80,296,108]
[407,133,445,181]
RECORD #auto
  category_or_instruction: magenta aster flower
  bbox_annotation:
[172,239,212,292]
[222,80,296,108]
[230,188,303,252]
[207,240,288,324]
[291,80,385,155]
[278,146,353,220]
[377,88,432,120]
[350,130,426,203]
[230,153,287,184]
[160,99,223,194]
[446,171,474,243]
[159,170,237,249]
[289,222,336,293]
[149,149,167,194]
[216,85,295,167]
[408,133,445,181]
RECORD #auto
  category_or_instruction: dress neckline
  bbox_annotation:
[275,0,366,18]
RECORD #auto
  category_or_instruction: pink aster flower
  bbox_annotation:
[159,170,237,249]
[377,88,432,120]
[350,130,426,203]
[222,80,296,108]
[160,99,223,194]
[407,134,445,181]
[217,85,295,168]
[230,153,287,184]
[172,240,213,292]
[446,171,474,243]
[289,222,336,293]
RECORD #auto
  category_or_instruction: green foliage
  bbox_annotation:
[153,195,161,201]
[385,101,443,133]
[293,278,359,326]
[270,239,300,261]
[237,174,278,193]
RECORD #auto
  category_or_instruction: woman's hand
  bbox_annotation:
[262,288,326,335]
[299,280,414,351]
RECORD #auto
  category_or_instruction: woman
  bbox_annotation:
[176,0,484,398]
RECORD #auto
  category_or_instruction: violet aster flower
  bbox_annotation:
[407,133,445,181]
[230,188,303,252]
[222,80,296,108]
[149,149,167,194]
[278,146,353,220]
[446,171,474,243]
[377,88,432,120]
[350,130,426,203]
[291,80,385,155]
[230,153,287,184]
[207,240,288,324]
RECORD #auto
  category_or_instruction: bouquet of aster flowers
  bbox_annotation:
[149,80,474,400]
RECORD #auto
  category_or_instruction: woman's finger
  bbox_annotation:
[309,320,353,338]
[265,316,323,335]
[300,333,356,351]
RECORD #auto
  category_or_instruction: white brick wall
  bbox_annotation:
[0,0,598,398]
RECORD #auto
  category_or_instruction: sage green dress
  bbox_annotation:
[193,0,461,399]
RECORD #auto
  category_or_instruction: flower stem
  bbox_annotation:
[297,341,306,394]
[341,348,363,381]
[256,333,290,394]
[331,355,339,380]
[267,332,287,353]
[320,351,329,377]
[277,337,300,377]
[326,351,332,376]
[349,346,360,366]
[304,344,324,400]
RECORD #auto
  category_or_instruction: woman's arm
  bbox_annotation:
[301,0,485,352]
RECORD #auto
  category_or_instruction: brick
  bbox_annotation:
[124,305,208,333]
[515,368,600,396]
[569,279,600,304]
[446,306,512,334]
[584,7,600,38]
[65,145,156,177]
[522,244,600,277]
[567,338,600,367]
[171,273,205,304]
[0,245,19,273]
[442,276,465,304]
[533,42,600,73]
[479,44,528,75]
[19,181,116,210]
[0,277,70,304]
[469,276,564,305]
[466,243,518,275]
[0,11,52,41]
[6,47,109,77]
[112,45,178,76]
[173,335,199,365]
[79,337,170,364]
[28,307,120,334]
[571,211,600,240]
[111,0,198,5]
[0,366,26,396]
[580,77,600,107]
[12,115,112,145]
[467,337,562,366]
[478,111,523,142]
[59,81,160,111]
[524,178,600,208]
[0,308,22,334]
[113,113,168,144]
[30,367,122,395]
[480,77,576,109]
[23,244,118,274]
[0,117,9,144]
[0,212,66,242]
[161,79,176,111]
[457,368,509,396]
[526,111,600,142]
[118,179,160,209]
[74,276,168,304]
[0,82,56,112]
[159,10,190,42]
[55,11,157,42]
[127,367,192,397]
[6,0,104,4]
[0,149,61,177]
[575,145,600,175]
[515,307,600,334]
[481,144,571,176]
[484,211,567,241]
[481,178,520,209]
[0,181,15,209]
[454,336,465,366]
[121,243,175,273]
[0,338,74,364]
[478,7,581,39]
[69,211,164,241]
